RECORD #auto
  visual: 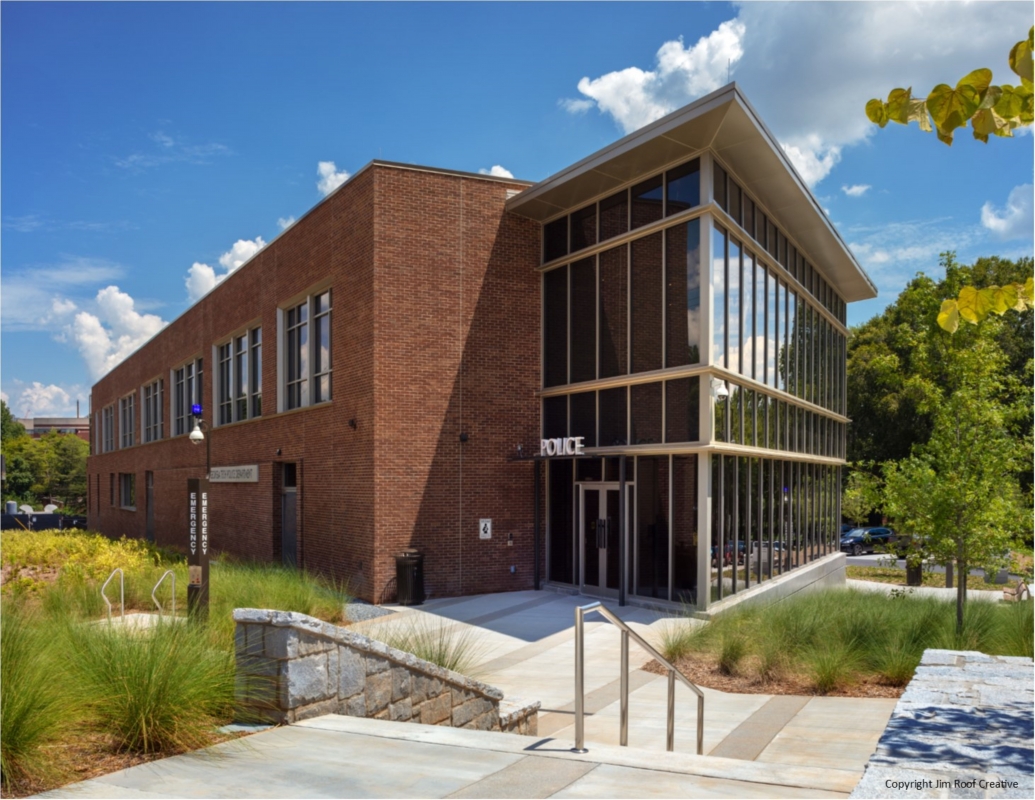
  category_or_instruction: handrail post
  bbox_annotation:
[667,670,676,752]
[572,605,589,753]
[697,692,705,755]
[151,570,176,619]
[620,629,629,747]
[101,568,124,625]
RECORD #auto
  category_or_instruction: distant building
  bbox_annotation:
[18,417,91,442]
[87,85,876,608]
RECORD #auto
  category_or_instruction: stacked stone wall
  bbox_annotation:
[234,609,538,734]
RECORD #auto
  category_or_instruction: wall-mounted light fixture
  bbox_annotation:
[459,433,469,443]
[711,378,729,400]
[348,419,357,430]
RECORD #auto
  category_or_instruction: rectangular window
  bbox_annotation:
[630,382,662,445]
[173,358,204,435]
[570,257,597,383]
[665,158,700,216]
[119,473,135,509]
[728,180,742,227]
[119,394,135,448]
[286,301,309,409]
[542,395,568,440]
[598,386,627,446]
[143,379,163,443]
[630,233,663,373]
[712,225,727,367]
[218,342,233,425]
[250,327,263,417]
[235,334,248,421]
[284,293,331,411]
[110,473,115,506]
[631,174,664,230]
[665,220,701,367]
[102,406,115,453]
[713,163,727,211]
[544,266,569,387]
[569,391,596,446]
[544,217,568,262]
[570,204,597,252]
[664,377,700,443]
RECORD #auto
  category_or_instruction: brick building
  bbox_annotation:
[87,85,876,609]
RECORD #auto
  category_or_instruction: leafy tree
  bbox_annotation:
[883,330,1029,634]
[1,400,26,444]
[1,430,89,512]
[866,27,1033,144]
[842,467,881,526]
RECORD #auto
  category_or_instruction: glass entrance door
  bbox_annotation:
[580,485,624,596]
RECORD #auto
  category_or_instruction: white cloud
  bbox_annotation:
[184,237,266,302]
[115,132,230,170]
[70,286,168,380]
[841,184,872,198]
[559,98,595,114]
[317,161,350,196]
[565,20,745,134]
[278,216,296,230]
[1,257,124,332]
[980,184,1034,240]
[51,298,77,315]
[11,382,88,418]
[846,217,975,292]
[564,3,1031,187]
[479,165,515,178]
[3,214,45,232]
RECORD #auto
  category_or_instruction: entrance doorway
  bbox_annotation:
[579,483,631,597]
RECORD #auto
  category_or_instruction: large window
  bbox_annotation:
[119,394,135,448]
[119,473,136,509]
[284,291,331,411]
[101,405,115,453]
[218,327,263,425]
[173,358,204,436]
[143,379,163,443]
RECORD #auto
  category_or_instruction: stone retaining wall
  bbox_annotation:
[234,609,538,734]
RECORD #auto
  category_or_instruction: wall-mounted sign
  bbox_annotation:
[479,519,492,539]
[209,465,259,483]
[540,437,585,457]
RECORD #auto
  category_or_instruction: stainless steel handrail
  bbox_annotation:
[101,567,124,625]
[151,570,176,619]
[573,601,704,755]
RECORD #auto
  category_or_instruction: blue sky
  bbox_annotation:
[2,1,1032,417]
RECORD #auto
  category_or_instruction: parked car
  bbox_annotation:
[840,527,896,556]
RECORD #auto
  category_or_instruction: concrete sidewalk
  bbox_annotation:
[39,715,861,799]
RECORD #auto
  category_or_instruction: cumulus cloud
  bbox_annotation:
[563,3,1031,187]
[10,382,88,418]
[980,185,1034,240]
[841,184,871,198]
[0,391,8,405]
[70,286,167,380]
[278,216,296,230]
[185,237,267,302]
[564,20,745,134]
[479,165,515,178]
[1,257,124,332]
[317,161,350,196]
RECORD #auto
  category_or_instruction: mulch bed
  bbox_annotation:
[642,652,905,699]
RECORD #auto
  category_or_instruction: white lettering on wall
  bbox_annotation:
[540,437,586,457]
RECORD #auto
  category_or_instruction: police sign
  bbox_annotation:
[540,436,585,457]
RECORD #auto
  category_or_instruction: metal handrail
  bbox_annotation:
[573,601,704,756]
[151,570,176,619]
[101,568,124,625]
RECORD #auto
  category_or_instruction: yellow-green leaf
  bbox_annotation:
[992,284,1018,314]
[866,98,889,127]
[927,69,993,144]
[1009,27,1034,84]
[994,84,1025,119]
[957,285,994,323]
[971,107,1011,142]
[937,299,960,333]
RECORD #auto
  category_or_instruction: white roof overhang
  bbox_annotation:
[507,84,876,302]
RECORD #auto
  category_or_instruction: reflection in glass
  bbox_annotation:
[728,238,741,374]
[570,204,597,252]
[631,233,663,373]
[767,270,778,388]
[665,220,700,367]
[636,456,669,599]
[665,158,700,216]
[542,395,567,439]
[665,377,700,443]
[570,258,596,383]
[729,180,742,226]
[755,256,766,383]
[598,246,627,378]
[543,266,568,387]
[599,387,627,446]
[672,455,697,604]
[631,175,664,229]
[630,383,662,444]
[713,163,727,211]
[570,391,596,447]
[712,226,727,366]
[547,460,574,584]
[600,190,628,241]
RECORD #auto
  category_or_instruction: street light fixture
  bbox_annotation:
[186,404,210,621]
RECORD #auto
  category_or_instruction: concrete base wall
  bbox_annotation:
[695,552,846,620]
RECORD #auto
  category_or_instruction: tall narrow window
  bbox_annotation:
[665,158,700,216]
[631,232,663,373]
[235,334,248,421]
[250,328,262,417]
[286,300,309,409]
[599,190,628,241]
[119,394,135,448]
[712,225,727,367]
[143,379,163,443]
[631,175,664,230]
[102,406,115,452]
[173,358,203,435]
[218,342,233,425]
[570,257,597,383]
[314,291,332,404]
[665,219,701,367]
[544,266,569,386]
[570,204,597,252]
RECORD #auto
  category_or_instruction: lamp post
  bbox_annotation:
[187,405,210,621]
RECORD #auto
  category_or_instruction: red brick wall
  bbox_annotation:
[87,164,542,602]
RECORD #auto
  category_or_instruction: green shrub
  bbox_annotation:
[717,632,748,676]
[0,603,73,789]
[659,620,704,663]
[807,644,857,694]
[67,621,236,754]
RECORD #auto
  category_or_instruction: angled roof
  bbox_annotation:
[507,84,877,302]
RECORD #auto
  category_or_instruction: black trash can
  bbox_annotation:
[395,549,424,606]
[906,562,923,587]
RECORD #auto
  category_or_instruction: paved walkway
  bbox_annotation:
[39,589,899,798]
